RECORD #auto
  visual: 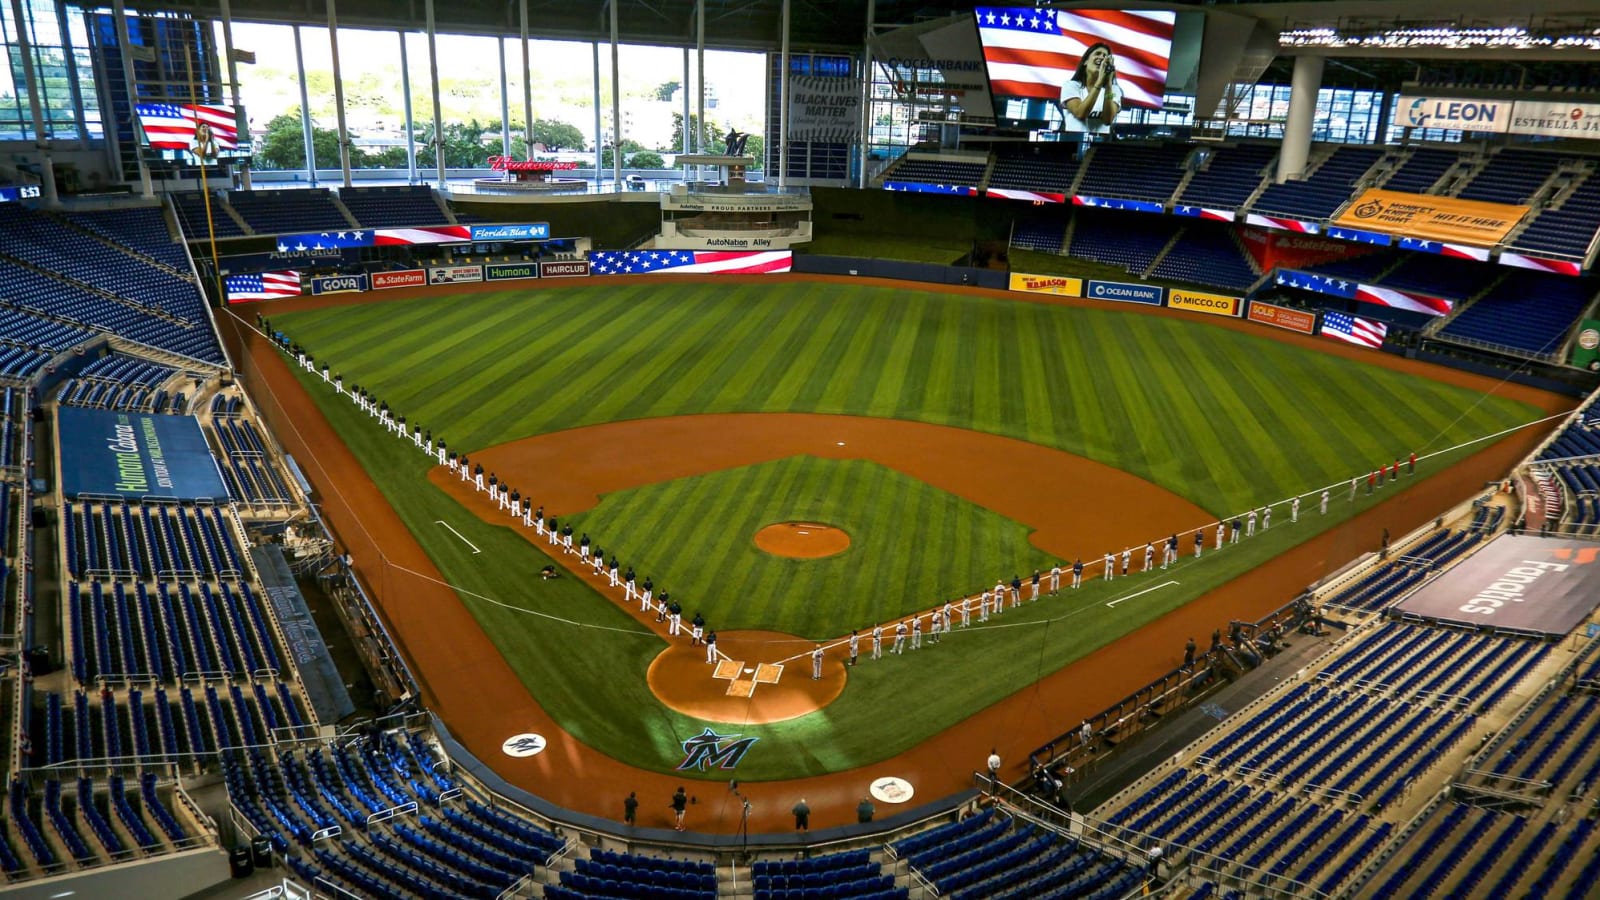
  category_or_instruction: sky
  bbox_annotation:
[224,21,768,149]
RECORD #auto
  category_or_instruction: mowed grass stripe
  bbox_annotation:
[1162,327,1279,506]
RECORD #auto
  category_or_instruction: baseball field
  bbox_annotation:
[263,277,1547,782]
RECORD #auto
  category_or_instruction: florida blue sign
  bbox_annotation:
[469,223,550,241]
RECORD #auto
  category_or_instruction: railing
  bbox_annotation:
[1427,330,1563,365]
[364,801,418,827]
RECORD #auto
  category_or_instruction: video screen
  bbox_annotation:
[135,103,248,163]
[975,7,1178,134]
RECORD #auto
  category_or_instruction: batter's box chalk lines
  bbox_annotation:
[433,520,482,554]
[1105,580,1180,608]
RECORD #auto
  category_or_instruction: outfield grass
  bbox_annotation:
[273,280,1544,778]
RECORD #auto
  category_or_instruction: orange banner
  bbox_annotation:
[1334,189,1529,247]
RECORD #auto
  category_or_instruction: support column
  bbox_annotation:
[696,0,705,153]
[400,31,418,183]
[111,0,152,196]
[682,47,691,157]
[610,0,622,189]
[1276,55,1324,184]
[9,0,57,206]
[293,25,317,186]
[219,0,251,188]
[520,0,533,160]
[1372,90,1392,145]
[55,0,88,142]
[425,0,447,187]
[328,0,353,188]
[499,37,512,157]
[592,42,603,186]
[858,0,875,188]
[777,0,790,188]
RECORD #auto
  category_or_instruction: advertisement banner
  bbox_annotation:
[883,182,977,195]
[1396,236,1491,262]
[1085,279,1164,306]
[540,260,592,278]
[1396,95,1512,133]
[787,75,863,143]
[57,408,228,500]
[1073,195,1165,215]
[1570,319,1600,371]
[1509,100,1600,138]
[427,265,484,285]
[1243,214,1319,234]
[371,269,427,290]
[309,273,368,296]
[589,250,792,275]
[1172,205,1237,223]
[1246,301,1316,335]
[469,223,550,241]
[1334,188,1529,247]
[1393,534,1600,635]
[278,231,374,250]
[1275,269,1357,299]
[1007,273,1082,297]
[1322,225,1392,247]
[1500,252,1583,278]
[374,225,473,246]
[1167,289,1241,318]
[485,262,540,282]
[1238,226,1367,272]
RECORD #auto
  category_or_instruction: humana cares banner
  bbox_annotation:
[1333,189,1529,248]
[787,76,862,143]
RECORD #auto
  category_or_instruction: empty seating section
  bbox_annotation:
[55,353,180,412]
[1252,146,1383,220]
[0,306,95,353]
[234,731,569,900]
[7,769,197,874]
[884,158,986,188]
[227,189,352,234]
[1068,212,1178,273]
[0,205,208,324]
[339,185,448,227]
[0,258,221,364]
[171,192,249,239]
[1302,251,1396,284]
[1176,143,1277,211]
[1380,148,1461,194]
[1438,270,1594,356]
[1372,254,1490,301]
[1010,217,1066,253]
[1148,226,1258,291]
[1555,463,1600,531]
[1511,173,1600,258]
[987,148,1083,196]
[1075,143,1189,204]
[64,206,191,272]
[1455,149,1562,205]
[752,848,899,899]
[206,403,296,504]
[1321,562,1426,613]
[893,809,1144,900]
[560,847,719,899]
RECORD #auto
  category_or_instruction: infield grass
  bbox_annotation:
[271,280,1547,778]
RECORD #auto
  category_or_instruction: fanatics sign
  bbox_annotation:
[1392,534,1600,636]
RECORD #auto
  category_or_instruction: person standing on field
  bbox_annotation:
[812,645,824,680]
[1215,522,1225,550]
[1031,570,1042,601]
[624,792,638,826]
[1262,505,1272,530]
[1103,551,1115,581]
[1246,509,1257,537]
[1121,547,1131,577]
[1291,496,1300,523]
[1321,490,1330,515]
[1408,451,1417,475]
[1010,575,1023,607]
[1072,558,1084,589]
[872,623,884,659]
[848,630,860,665]
[672,787,688,831]
[893,620,908,654]
[1194,530,1203,558]
[705,630,718,664]
[911,615,923,650]
[1050,563,1062,593]
[1144,542,1155,571]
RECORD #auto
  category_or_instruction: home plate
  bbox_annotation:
[754,663,783,684]
[725,679,756,698]
[714,659,744,680]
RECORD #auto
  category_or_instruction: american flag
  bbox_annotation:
[1353,284,1452,317]
[976,7,1176,110]
[589,250,792,275]
[224,271,301,303]
[1320,312,1388,349]
[135,103,240,151]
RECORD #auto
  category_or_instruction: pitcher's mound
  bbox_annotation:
[754,522,850,559]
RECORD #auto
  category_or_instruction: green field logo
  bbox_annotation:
[676,728,759,771]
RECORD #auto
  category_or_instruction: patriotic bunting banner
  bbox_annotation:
[1354,284,1453,317]
[277,231,374,252]
[976,7,1176,110]
[1073,195,1164,214]
[224,270,300,303]
[1396,236,1491,262]
[135,103,240,152]
[986,188,1066,203]
[1172,205,1237,222]
[1245,214,1320,234]
[1275,269,1357,299]
[589,250,793,275]
[883,182,978,195]
[1324,225,1392,247]
[372,225,473,246]
[1498,252,1582,277]
[1320,312,1388,349]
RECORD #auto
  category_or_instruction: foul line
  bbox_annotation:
[434,520,482,554]
[1105,580,1179,608]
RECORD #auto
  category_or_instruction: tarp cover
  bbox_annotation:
[1393,533,1600,636]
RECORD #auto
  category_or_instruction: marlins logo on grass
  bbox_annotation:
[676,728,759,771]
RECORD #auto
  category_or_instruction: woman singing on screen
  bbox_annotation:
[1058,42,1122,134]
